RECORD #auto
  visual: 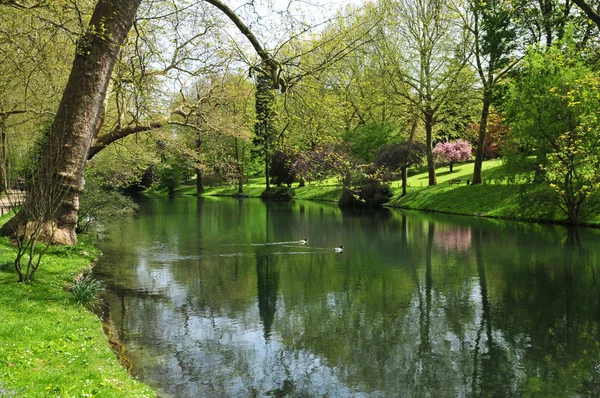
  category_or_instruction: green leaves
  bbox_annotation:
[504,41,600,222]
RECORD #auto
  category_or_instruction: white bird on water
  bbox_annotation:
[334,246,343,253]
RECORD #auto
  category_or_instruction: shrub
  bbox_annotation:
[70,269,104,307]
[338,166,393,207]
[269,150,297,187]
[77,172,139,235]
[260,186,295,201]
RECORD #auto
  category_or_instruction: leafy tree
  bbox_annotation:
[505,38,600,222]
[512,0,588,47]
[465,113,509,160]
[339,165,393,207]
[344,123,398,163]
[374,141,427,197]
[0,3,81,192]
[157,162,184,197]
[377,0,474,186]
[433,139,472,172]
[0,0,142,245]
[253,72,279,190]
[572,0,600,30]
[269,150,297,187]
[467,0,518,185]
[77,171,138,234]
[292,145,349,184]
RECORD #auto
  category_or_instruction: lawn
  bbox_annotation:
[175,159,600,226]
[0,223,155,398]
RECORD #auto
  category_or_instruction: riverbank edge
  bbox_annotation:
[196,183,600,228]
[0,227,156,397]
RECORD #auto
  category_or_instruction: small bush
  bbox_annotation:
[77,173,139,235]
[260,186,295,201]
[70,269,104,307]
[338,165,393,207]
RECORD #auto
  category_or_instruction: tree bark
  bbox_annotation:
[0,0,142,244]
[424,111,437,186]
[0,115,7,192]
[401,166,407,197]
[573,0,600,29]
[88,121,165,160]
[472,92,491,185]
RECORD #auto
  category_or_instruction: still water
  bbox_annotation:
[94,196,600,397]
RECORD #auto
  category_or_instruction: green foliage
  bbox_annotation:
[505,38,600,221]
[78,171,139,234]
[20,119,53,182]
[260,186,295,201]
[375,141,427,171]
[343,123,399,163]
[339,166,393,207]
[269,150,297,187]
[252,73,279,186]
[70,268,104,307]
[156,160,187,196]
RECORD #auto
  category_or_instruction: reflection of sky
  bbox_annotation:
[97,197,600,396]
[120,249,525,397]
[120,263,380,397]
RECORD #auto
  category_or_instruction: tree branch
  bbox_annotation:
[572,0,600,29]
[88,121,166,160]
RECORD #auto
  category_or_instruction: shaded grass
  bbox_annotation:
[0,234,155,397]
[172,159,600,225]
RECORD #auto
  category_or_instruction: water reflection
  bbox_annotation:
[94,197,600,397]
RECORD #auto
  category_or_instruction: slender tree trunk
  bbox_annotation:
[473,90,491,185]
[235,137,244,195]
[0,0,142,244]
[264,129,270,190]
[196,129,204,194]
[0,115,7,192]
[401,167,408,197]
[424,111,437,186]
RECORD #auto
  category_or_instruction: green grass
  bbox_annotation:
[171,159,600,225]
[0,233,155,397]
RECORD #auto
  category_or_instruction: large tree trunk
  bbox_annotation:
[0,0,141,245]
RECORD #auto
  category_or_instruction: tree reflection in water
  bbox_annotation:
[94,197,600,397]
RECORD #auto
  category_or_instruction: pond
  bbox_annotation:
[94,196,600,397]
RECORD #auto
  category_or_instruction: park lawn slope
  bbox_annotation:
[181,159,600,225]
[388,183,568,222]
[0,230,155,397]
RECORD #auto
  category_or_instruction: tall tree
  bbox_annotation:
[468,0,518,184]
[0,0,142,244]
[504,40,600,222]
[377,0,473,186]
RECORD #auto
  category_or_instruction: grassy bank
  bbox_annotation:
[195,159,600,226]
[0,224,154,397]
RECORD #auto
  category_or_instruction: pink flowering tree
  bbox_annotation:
[432,139,472,172]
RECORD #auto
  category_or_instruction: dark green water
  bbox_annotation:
[94,196,600,397]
